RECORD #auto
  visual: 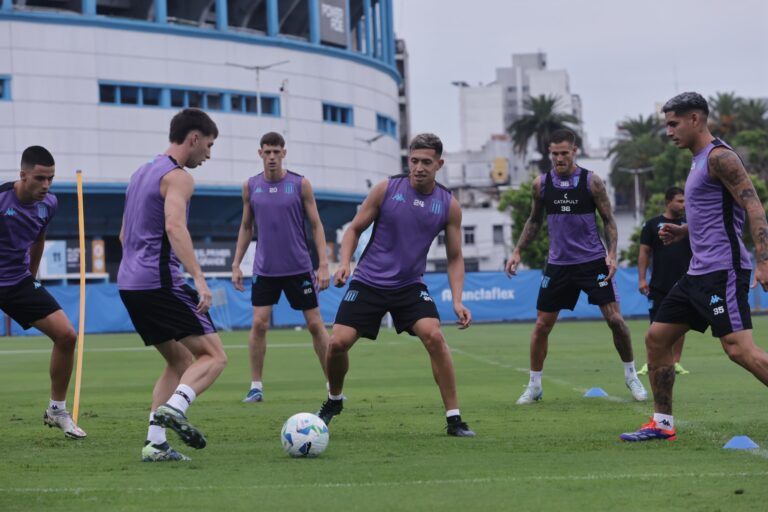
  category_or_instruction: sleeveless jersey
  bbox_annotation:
[685,139,751,274]
[0,182,58,286]
[353,175,452,288]
[542,167,606,265]
[118,155,186,290]
[248,170,312,276]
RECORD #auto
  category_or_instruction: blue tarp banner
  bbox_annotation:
[4,268,766,336]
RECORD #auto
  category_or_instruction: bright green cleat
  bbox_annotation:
[674,363,690,375]
[153,404,207,449]
[141,441,191,462]
[636,364,649,375]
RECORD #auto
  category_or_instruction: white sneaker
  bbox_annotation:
[515,385,543,405]
[44,409,87,439]
[625,377,648,401]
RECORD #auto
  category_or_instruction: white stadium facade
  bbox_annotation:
[0,0,402,278]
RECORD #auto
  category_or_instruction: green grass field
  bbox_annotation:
[2,317,768,511]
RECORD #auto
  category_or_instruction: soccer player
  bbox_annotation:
[621,92,768,442]
[231,132,331,402]
[316,133,476,437]
[637,187,692,376]
[118,108,228,461]
[505,128,647,405]
[0,146,86,440]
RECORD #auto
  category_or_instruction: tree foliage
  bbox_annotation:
[498,178,550,269]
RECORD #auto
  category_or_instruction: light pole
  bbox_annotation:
[618,166,653,226]
[225,60,290,115]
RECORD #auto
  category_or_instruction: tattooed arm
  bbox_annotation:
[709,148,768,290]
[591,173,619,280]
[505,176,545,277]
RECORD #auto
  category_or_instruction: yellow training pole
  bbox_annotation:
[72,170,87,423]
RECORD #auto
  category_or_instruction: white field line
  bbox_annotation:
[449,345,768,459]
[0,341,406,356]
[449,346,628,403]
[3,470,768,494]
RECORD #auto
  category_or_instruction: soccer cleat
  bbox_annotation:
[316,398,343,425]
[625,376,648,401]
[674,363,690,375]
[153,404,207,449]
[242,388,263,403]
[141,441,191,462]
[637,364,649,375]
[515,385,543,405]
[43,409,87,439]
[446,421,476,437]
[620,419,676,442]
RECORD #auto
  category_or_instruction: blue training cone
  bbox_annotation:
[584,387,608,397]
[724,436,759,450]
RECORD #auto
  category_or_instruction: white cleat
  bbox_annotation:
[43,409,87,439]
[626,377,648,401]
[515,385,543,405]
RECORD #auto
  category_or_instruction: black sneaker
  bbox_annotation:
[446,421,476,437]
[317,398,343,425]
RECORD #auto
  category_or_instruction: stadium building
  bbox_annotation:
[0,0,402,279]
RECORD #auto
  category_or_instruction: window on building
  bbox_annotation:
[100,81,280,116]
[142,87,162,106]
[22,1,82,14]
[0,77,9,101]
[493,225,504,245]
[463,226,475,246]
[99,83,116,104]
[323,103,354,126]
[437,232,446,246]
[261,95,280,116]
[376,114,397,138]
[96,0,153,20]
[228,0,268,33]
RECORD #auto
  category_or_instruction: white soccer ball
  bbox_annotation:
[280,412,329,457]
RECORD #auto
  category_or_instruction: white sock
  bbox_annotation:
[445,409,460,418]
[147,411,166,445]
[251,381,263,391]
[328,393,344,401]
[653,413,674,430]
[166,384,196,414]
[623,361,637,380]
[48,399,66,412]
[529,371,542,388]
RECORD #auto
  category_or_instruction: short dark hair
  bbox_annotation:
[549,128,577,146]
[21,145,55,170]
[169,108,219,144]
[665,186,684,202]
[661,92,709,117]
[260,131,286,148]
[409,133,443,157]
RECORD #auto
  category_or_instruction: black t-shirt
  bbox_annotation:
[639,215,692,294]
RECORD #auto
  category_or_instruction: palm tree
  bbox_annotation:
[709,92,743,139]
[608,114,667,213]
[736,98,768,132]
[508,94,579,173]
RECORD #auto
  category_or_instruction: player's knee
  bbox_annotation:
[307,319,327,337]
[54,326,77,351]
[723,342,746,365]
[606,314,626,333]
[422,329,446,354]
[327,337,350,356]
[534,318,555,335]
[251,317,269,336]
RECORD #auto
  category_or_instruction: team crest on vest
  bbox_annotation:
[284,183,295,194]
[37,204,48,219]
[429,200,442,215]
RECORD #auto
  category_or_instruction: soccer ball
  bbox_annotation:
[280,412,329,457]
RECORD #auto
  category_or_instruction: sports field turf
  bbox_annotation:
[2,317,768,511]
